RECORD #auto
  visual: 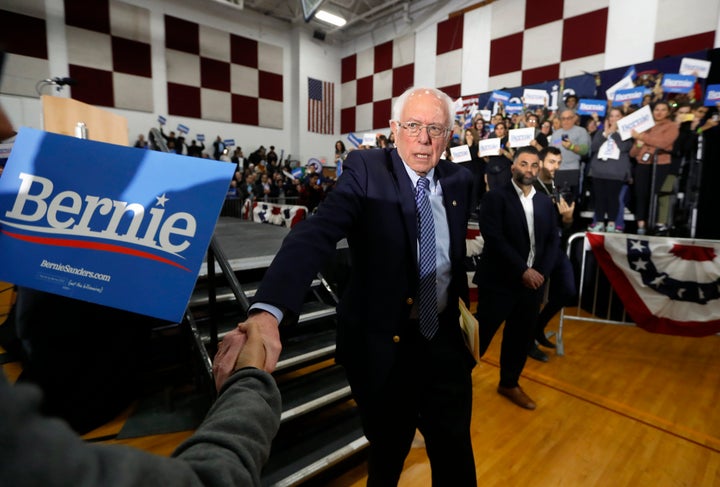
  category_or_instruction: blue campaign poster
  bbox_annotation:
[0,128,235,322]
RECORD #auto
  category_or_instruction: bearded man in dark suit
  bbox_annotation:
[473,146,559,410]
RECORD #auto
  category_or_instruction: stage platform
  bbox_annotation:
[198,218,291,276]
[198,217,348,277]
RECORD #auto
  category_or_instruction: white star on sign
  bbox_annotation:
[156,193,169,207]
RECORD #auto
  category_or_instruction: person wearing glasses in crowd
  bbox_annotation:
[526,113,549,150]
[550,109,591,206]
[221,86,477,486]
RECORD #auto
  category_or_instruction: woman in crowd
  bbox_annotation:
[527,113,549,150]
[587,107,633,232]
[584,116,600,139]
[377,134,390,149]
[334,140,346,163]
[629,100,679,235]
[540,119,553,140]
[484,122,514,191]
[473,115,489,140]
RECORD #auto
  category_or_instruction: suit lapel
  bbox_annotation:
[389,149,418,265]
[531,193,546,243]
[435,161,460,259]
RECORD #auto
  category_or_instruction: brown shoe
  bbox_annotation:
[497,385,536,410]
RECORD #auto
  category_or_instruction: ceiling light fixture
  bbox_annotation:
[315,9,346,27]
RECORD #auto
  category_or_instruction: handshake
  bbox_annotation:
[212,323,264,391]
[212,310,282,391]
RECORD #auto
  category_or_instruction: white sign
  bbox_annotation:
[478,138,501,157]
[450,144,472,163]
[523,88,548,106]
[679,57,711,79]
[605,75,636,100]
[479,109,492,121]
[617,105,655,140]
[362,133,377,146]
[508,127,535,148]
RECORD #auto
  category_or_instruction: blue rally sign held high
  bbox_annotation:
[0,128,235,322]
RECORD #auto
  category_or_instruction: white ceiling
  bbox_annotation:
[225,0,457,43]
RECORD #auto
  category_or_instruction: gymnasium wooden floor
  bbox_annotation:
[3,308,720,486]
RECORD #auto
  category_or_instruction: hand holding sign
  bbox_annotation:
[479,138,501,157]
[618,105,654,140]
[508,127,534,148]
[449,144,472,163]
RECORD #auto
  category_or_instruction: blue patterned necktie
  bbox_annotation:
[415,177,439,339]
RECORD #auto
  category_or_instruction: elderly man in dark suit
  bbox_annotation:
[220,87,477,485]
[473,146,559,410]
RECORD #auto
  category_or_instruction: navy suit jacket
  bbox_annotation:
[254,147,474,390]
[473,180,559,290]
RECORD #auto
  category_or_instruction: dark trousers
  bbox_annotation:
[475,285,544,388]
[592,178,625,223]
[537,253,577,336]
[347,316,477,487]
[634,163,671,223]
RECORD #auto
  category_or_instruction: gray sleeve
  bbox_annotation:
[0,369,281,487]
[171,368,282,486]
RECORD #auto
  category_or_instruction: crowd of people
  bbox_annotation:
[132,127,336,214]
[131,82,719,237]
[442,86,719,236]
[226,151,333,214]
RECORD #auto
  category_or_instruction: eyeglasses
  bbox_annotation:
[394,121,450,138]
[560,116,575,120]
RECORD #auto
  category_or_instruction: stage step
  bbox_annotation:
[276,324,337,373]
[261,403,367,487]
[189,278,323,307]
[185,218,362,486]
[275,363,351,423]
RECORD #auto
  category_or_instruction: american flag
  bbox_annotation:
[308,78,334,134]
[454,96,478,117]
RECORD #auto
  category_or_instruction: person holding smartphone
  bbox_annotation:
[551,110,591,205]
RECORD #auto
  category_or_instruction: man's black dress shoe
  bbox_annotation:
[528,344,549,362]
[536,333,556,349]
[497,385,536,410]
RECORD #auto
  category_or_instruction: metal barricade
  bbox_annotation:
[555,232,635,356]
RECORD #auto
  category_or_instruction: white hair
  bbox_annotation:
[391,87,454,129]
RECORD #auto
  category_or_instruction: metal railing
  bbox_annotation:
[555,232,635,356]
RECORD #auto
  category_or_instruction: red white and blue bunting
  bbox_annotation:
[587,232,720,337]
